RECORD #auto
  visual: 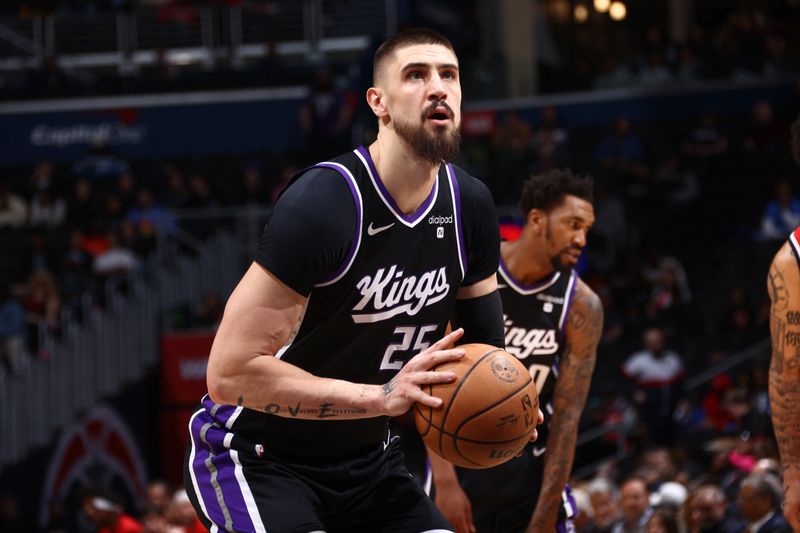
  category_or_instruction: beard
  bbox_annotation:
[394,101,461,164]
[545,224,580,273]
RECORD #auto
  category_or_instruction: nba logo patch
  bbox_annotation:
[544,302,554,313]
[255,444,264,457]
[436,227,444,239]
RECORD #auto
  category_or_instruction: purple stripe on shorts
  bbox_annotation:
[189,412,228,528]
[314,162,363,284]
[190,411,257,532]
[447,163,468,279]
[356,145,438,225]
[209,451,257,532]
[202,395,238,428]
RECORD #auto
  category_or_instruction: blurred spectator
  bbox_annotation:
[0,283,26,376]
[59,229,94,307]
[648,482,687,510]
[614,476,652,533]
[0,181,28,228]
[144,480,172,514]
[638,53,674,87]
[686,484,744,533]
[622,327,686,445]
[20,270,61,353]
[72,142,129,182]
[490,112,535,204]
[193,291,223,329]
[93,231,139,278]
[644,506,680,533]
[586,477,622,533]
[760,180,800,240]
[0,492,35,533]
[185,173,216,208]
[594,57,636,90]
[140,505,167,533]
[752,458,782,479]
[29,186,67,228]
[638,448,677,489]
[681,113,729,159]
[165,490,205,533]
[239,165,270,207]
[298,68,354,163]
[742,101,787,158]
[593,117,647,194]
[158,164,188,208]
[116,171,138,213]
[125,189,176,234]
[66,177,101,232]
[81,489,142,533]
[735,474,791,533]
[531,105,570,172]
[270,163,297,205]
[29,160,54,195]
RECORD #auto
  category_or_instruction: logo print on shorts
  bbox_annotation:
[255,444,264,458]
[489,355,519,383]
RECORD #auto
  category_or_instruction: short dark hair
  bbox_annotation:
[518,168,594,216]
[373,28,455,84]
[791,114,800,166]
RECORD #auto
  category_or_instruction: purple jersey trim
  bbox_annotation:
[313,161,363,286]
[355,145,439,227]
[559,270,578,338]
[447,162,468,282]
[498,257,561,295]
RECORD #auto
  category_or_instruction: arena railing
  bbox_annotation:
[0,206,270,470]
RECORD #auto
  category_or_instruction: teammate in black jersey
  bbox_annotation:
[430,169,604,533]
[183,28,510,533]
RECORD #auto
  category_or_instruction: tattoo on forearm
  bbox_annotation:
[769,266,789,311]
[534,286,602,524]
[383,378,397,396]
[770,262,800,472]
[261,402,367,418]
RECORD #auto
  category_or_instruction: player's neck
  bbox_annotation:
[368,135,439,215]
[501,238,554,285]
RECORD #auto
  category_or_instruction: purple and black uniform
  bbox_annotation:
[454,259,578,533]
[183,147,500,533]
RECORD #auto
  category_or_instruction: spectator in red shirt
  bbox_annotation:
[81,489,142,533]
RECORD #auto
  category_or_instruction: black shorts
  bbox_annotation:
[183,406,454,533]
[455,450,576,533]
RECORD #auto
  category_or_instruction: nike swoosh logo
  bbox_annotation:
[367,222,395,236]
[532,447,546,457]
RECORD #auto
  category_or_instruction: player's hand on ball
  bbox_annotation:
[529,408,545,443]
[379,328,466,417]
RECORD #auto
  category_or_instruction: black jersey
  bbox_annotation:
[233,146,498,463]
[456,258,577,514]
[497,258,577,455]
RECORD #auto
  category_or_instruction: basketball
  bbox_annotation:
[414,343,539,469]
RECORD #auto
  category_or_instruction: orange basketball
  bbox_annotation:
[414,343,539,469]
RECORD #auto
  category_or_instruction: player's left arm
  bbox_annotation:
[526,279,603,532]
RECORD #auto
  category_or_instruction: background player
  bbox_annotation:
[768,114,800,531]
[430,169,603,532]
[183,28,507,533]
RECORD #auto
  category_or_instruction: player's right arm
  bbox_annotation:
[768,242,800,530]
[206,168,464,420]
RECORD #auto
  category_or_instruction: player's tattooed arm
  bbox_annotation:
[769,244,800,473]
[527,280,603,532]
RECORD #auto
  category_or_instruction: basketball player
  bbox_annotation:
[183,29,511,533]
[768,114,800,531]
[430,169,603,533]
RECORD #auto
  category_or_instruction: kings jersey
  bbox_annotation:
[214,147,497,463]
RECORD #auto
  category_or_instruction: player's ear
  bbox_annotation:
[526,208,546,233]
[367,87,388,118]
